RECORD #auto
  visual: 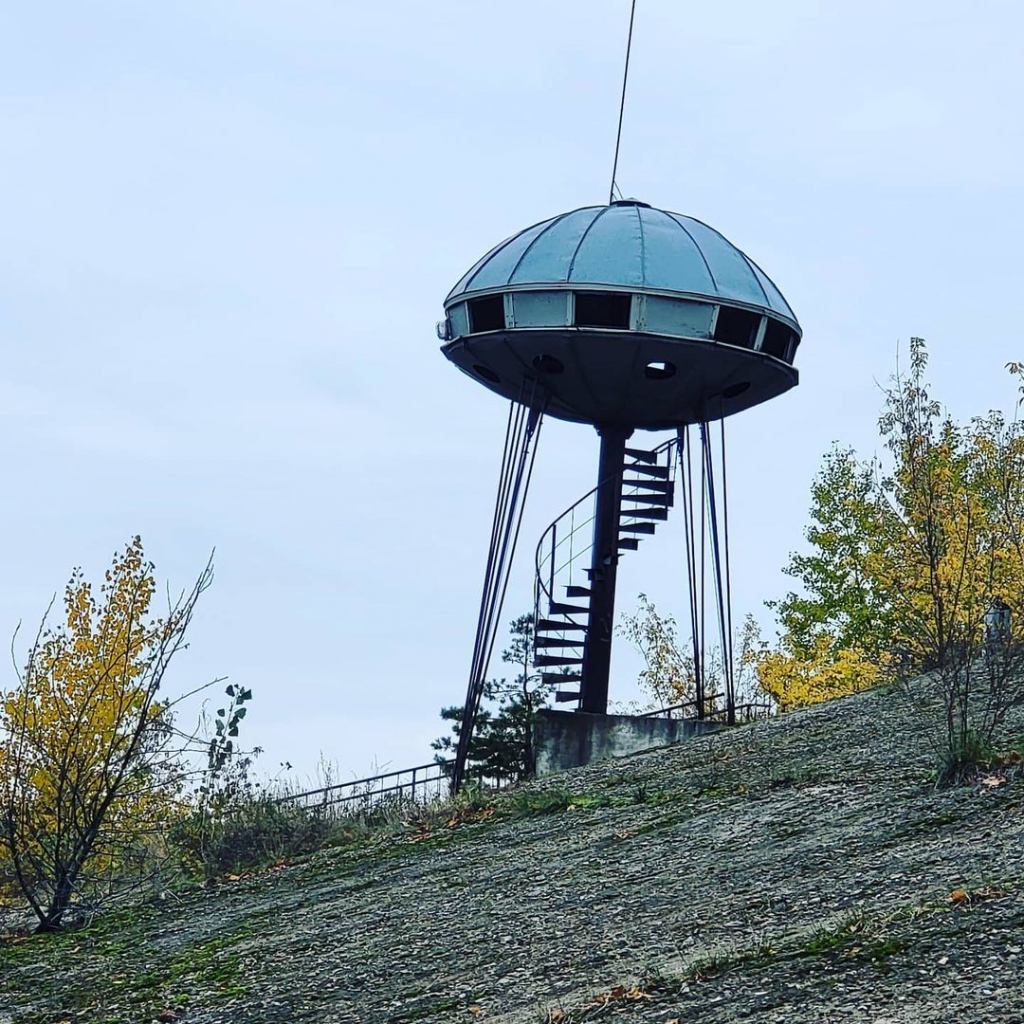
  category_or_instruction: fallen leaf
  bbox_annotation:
[594,985,625,1004]
[612,830,635,841]
[974,886,1009,901]
[981,775,1008,788]
[593,984,650,1005]
[950,889,969,902]
[469,1006,482,1015]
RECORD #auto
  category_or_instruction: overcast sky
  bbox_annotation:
[2,1,1022,786]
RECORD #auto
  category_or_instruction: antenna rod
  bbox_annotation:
[608,0,638,205]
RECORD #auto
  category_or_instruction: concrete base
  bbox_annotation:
[534,709,721,776]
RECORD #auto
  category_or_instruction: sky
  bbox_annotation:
[2,0,1023,787]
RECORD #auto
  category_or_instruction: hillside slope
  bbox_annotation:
[3,684,1024,1023]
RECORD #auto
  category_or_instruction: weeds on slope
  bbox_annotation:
[539,885,1024,1024]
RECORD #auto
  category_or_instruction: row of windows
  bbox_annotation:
[459,290,798,364]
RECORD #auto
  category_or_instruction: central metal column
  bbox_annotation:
[580,424,632,714]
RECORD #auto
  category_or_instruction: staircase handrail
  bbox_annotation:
[533,435,680,625]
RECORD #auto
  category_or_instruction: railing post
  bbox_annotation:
[569,507,575,583]
[549,522,556,603]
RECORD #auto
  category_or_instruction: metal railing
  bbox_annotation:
[642,699,774,722]
[275,760,507,812]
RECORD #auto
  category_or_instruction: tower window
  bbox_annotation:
[574,292,632,329]
[713,306,761,348]
[468,295,506,333]
[762,319,796,361]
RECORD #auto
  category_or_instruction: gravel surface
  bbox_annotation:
[2,684,1023,1023]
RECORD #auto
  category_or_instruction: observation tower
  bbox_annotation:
[439,199,802,788]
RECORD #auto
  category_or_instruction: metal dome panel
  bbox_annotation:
[444,200,797,322]
[566,205,645,287]
[452,219,553,295]
[635,208,717,294]
[671,215,773,311]
[508,208,603,285]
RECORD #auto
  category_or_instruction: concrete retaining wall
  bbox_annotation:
[534,709,721,775]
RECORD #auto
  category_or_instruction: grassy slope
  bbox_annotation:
[2,683,1024,1024]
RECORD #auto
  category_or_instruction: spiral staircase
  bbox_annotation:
[533,438,678,707]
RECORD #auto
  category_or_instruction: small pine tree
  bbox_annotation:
[432,614,553,783]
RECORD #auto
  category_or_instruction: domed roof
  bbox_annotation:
[445,200,798,325]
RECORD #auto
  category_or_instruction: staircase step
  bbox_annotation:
[622,478,673,493]
[565,585,592,597]
[555,689,581,703]
[549,601,590,615]
[624,447,658,464]
[622,491,674,507]
[535,655,584,667]
[626,463,669,478]
[618,538,640,550]
[622,507,668,521]
[537,619,587,632]
[535,636,586,649]
[620,523,657,535]
[542,672,581,684]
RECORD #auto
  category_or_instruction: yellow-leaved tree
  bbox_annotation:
[755,634,883,712]
[759,339,1024,779]
[0,538,213,930]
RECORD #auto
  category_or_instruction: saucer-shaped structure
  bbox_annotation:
[440,200,801,428]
